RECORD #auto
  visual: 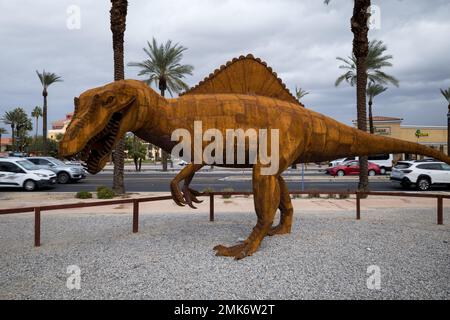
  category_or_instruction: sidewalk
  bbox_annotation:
[1,191,448,213]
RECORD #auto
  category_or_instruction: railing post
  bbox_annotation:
[437,196,443,225]
[34,207,41,247]
[133,200,139,233]
[356,192,361,220]
[209,193,215,222]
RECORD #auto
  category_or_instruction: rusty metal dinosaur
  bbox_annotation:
[60,54,450,259]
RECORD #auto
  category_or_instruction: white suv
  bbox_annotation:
[390,160,450,191]
[0,158,57,191]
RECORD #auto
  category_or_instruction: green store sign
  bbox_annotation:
[415,129,429,138]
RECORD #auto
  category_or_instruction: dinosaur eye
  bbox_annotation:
[102,96,115,106]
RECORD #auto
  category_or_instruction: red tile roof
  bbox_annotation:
[0,137,12,145]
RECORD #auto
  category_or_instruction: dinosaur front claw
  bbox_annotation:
[170,181,186,207]
[182,185,204,209]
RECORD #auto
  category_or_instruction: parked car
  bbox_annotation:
[27,156,86,184]
[8,152,27,158]
[326,160,381,177]
[0,157,56,191]
[390,160,450,191]
[329,154,393,174]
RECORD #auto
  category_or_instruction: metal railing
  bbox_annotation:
[0,191,447,247]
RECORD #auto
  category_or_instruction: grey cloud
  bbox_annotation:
[0,0,448,139]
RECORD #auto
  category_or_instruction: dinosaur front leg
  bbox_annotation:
[214,166,280,259]
[268,176,293,236]
[170,163,204,208]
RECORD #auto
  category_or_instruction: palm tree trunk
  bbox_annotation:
[351,0,371,194]
[159,86,168,172]
[368,99,374,134]
[11,125,15,152]
[110,0,128,195]
[447,103,450,156]
[0,133,2,152]
[42,91,48,154]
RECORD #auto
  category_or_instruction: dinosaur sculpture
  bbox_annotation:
[60,54,450,259]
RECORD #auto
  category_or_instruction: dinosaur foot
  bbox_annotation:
[267,224,291,236]
[213,240,259,260]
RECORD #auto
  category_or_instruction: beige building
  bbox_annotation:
[48,113,73,140]
[353,116,448,158]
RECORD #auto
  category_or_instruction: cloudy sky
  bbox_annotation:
[1,0,449,137]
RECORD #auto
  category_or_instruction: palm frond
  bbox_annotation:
[440,88,450,103]
[295,86,309,100]
[36,70,63,89]
[128,38,194,95]
[335,39,399,89]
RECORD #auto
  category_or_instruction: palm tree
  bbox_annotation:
[110,0,128,194]
[295,86,309,103]
[2,111,18,152]
[0,127,7,152]
[31,106,42,141]
[36,70,62,154]
[366,83,387,134]
[335,40,399,88]
[441,87,450,155]
[325,0,371,193]
[2,108,31,152]
[128,37,194,171]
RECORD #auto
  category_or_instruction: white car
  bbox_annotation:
[390,160,450,191]
[329,154,394,174]
[0,158,57,191]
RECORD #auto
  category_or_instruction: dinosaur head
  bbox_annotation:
[59,80,148,174]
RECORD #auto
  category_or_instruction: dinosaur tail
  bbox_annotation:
[348,127,450,164]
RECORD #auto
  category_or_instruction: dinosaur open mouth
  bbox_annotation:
[78,112,123,173]
[65,108,129,174]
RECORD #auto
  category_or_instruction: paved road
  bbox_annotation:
[3,171,412,193]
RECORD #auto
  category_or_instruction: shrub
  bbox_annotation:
[327,193,337,199]
[222,187,234,199]
[308,192,321,199]
[97,187,115,199]
[76,191,93,199]
[96,185,109,193]
[339,193,350,199]
[202,187,214,194]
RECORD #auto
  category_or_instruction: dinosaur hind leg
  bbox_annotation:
[214,165,280,259]
[268,176,293,236]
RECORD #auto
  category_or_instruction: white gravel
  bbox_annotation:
[0,207,449,300]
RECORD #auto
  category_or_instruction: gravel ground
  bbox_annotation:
[0,207,449,300]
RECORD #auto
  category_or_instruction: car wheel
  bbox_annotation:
[380,167,386,175]
[416,177,431,191]
[58,172,70,184]
[337,170,345,177]
[368,170,376,176]
[23,180,37,191]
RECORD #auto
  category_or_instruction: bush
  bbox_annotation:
[339,193,350,199]
[97,187,115,199]
[327,193,337,199]
[221,187,234,199]
[96,185,109,193]
[202,187,214,194]
[76,191,93,199]
[308,192,321,199]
